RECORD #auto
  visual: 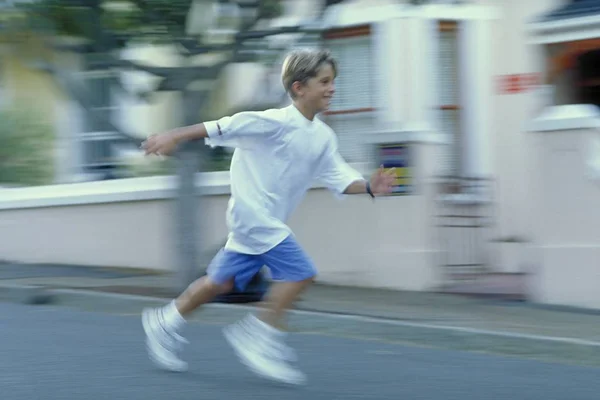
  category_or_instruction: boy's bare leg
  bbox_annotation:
[221,277,313,385]
[175,276,234,316]
[257,278,314,330]
[142,275,232,372]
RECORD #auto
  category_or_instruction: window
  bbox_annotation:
[322,25,377,163]
[547,40,600,107]
[78,72,122,178]
[437,21,463,177]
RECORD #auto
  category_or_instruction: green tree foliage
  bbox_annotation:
[18,0,282,44]
[7,0,287,175]
[0,106,54,186]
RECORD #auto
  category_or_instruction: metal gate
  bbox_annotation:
[434,176,496,286]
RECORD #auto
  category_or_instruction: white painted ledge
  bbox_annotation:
[0,175,183,211]
[527,104,600,132]
[0,163,373,211]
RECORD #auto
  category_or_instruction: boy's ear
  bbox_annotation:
[291,81,303,97]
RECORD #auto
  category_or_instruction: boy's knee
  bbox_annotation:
[204,276,234,294]
[299,276,316,285]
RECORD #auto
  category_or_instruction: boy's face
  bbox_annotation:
[294,63,336,114]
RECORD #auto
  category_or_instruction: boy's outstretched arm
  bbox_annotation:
[143,110,282,156]
[317,143,396,198]
[343,179,368,195]
[142,123,208,156]
[343,166,396,197]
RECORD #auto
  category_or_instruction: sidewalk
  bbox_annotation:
[1,261,599,339]
[1,261,600,366]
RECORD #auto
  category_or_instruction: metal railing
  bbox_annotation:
[434,176,497,284]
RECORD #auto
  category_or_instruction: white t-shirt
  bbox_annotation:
[204,104,364,254]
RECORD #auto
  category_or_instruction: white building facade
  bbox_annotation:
[3,0,600,309]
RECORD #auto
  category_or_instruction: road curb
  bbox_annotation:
[2,283,600,365]
[2,283,600,346]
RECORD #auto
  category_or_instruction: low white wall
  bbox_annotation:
[0,142,444,291]
[527,105,600,310]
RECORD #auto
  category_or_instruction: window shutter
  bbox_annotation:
[437,23,461,177]
[324,33,376,163]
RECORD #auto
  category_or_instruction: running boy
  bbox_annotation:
[141,48,396,385]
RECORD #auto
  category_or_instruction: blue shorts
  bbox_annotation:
[206,235,317,291]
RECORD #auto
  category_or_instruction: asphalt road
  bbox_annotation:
[2,303,599,400]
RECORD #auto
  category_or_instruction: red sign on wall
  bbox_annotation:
[497,73,542,94]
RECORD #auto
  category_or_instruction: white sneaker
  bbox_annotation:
[223,319,306,385]
[237,317,297,362]
[142,307,189,372]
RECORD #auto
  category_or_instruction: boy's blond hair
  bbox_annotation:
[281,48,337,99]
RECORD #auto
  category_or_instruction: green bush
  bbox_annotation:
[120,152,175,178]
[0,106,55,186]
[120,146,232,178]
[207,147,233,172]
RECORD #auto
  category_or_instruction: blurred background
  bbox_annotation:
[2,1,600,398]
[1,0,600,316]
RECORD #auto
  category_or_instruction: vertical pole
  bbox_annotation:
[173,89,209,292]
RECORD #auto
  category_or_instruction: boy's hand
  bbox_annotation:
[369,165,397,195]
[141,133,178,156]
